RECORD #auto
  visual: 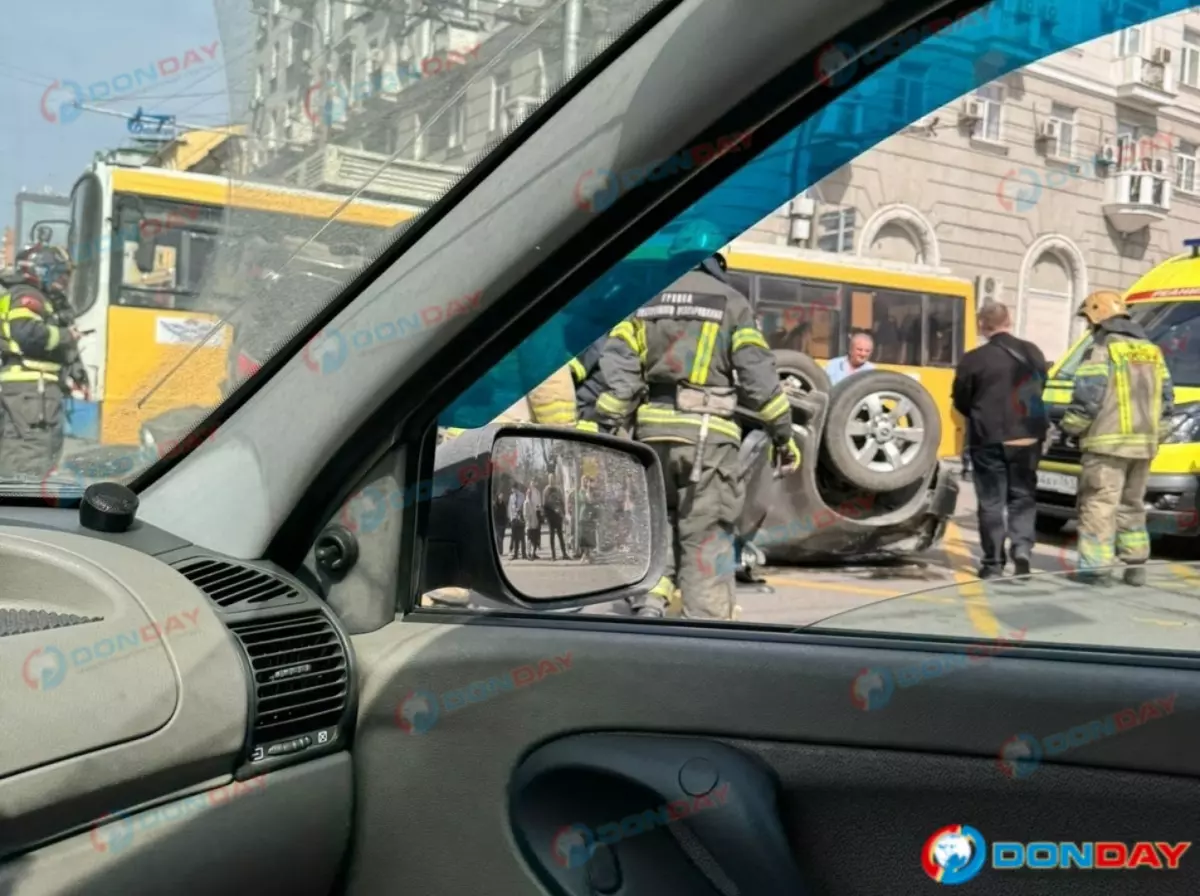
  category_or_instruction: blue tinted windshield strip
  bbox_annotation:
[442,0,1193,427]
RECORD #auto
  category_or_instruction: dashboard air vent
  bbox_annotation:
[173,558,303,610]
[227,611,349,745]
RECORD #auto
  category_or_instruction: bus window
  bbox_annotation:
[110,197,379,313]
[67,174,103,315]
[756,275,841,359]
[726,270,752,299]
[926,294,964,366]
[871,289,923,365]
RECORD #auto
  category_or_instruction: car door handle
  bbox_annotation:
[510,733,807,895]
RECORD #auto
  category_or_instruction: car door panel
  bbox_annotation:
[345,620,1199,894]
[1,755,352,896]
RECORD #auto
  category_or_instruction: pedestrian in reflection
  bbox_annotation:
[543,477,568,561]
[578,475,599,563]
[525,481,543,560]
[508,485,527,560]
[952,302,1049,579]
[493,481,510,555]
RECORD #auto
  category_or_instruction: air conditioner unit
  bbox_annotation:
[1152,47,1172,65]
[789,196,816,218]
[976,275,1003,306]
[301,47,311,63]
[962,98,985,120]
[1039,119,1061,142]
[1098,144,1118,165]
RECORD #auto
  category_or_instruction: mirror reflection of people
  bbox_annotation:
[524,481,543,560]
[492,480,510,554]
[508,485,527,560]
[577,474,599,563]
[543,477,568,560]
[826,332,875,385]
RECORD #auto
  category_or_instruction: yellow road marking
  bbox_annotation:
[763,576,901,598]
[1168,563,1200,583]
[1132,616,1189,627]
[942,521,1002,639]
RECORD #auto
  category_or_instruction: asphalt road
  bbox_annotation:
[468,479,1200,648]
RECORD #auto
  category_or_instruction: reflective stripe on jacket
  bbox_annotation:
[0,290,65,383]
[1061,320,1174,459]
[493,364,580,427]
[594,269,791,446]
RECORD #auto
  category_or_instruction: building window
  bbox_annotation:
[892,62,926,123]
[1118,26,1141,58]
[817,208,856,254]
[1181,29,1200,88]
[272,0,281,13]
[270,43,280,81]
[974,84,1003,142]
[1048,102,1075,157]
[490,78,514,133]
[1177,141,1198,193]
[285,32,295,67]
[255,67,264,102]
[448,98,468,150]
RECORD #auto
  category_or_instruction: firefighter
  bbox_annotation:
[1061,290,1173,586]
[569,333,609,432]
[594,221,801,619]
[0,244,79,479]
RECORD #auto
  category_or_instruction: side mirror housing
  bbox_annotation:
[421,425,670,610]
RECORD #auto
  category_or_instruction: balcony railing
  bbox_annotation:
[1102,169,1171,234]
[1114,54,1176,108]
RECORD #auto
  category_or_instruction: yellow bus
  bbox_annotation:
[64,160,419,445]
[722,240,976,460]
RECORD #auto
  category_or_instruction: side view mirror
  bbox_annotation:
[421,425,669,609]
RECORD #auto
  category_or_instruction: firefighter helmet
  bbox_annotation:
[1076,290,1129,326]
[13,243,71,301]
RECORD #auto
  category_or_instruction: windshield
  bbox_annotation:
[2,0,664,497]
[1056,302,1200,387]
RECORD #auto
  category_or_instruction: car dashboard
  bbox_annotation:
[0,505,356,896]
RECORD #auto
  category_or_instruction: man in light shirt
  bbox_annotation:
[826,332,875,385]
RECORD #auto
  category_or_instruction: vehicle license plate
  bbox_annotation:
[1037,471,1077,496]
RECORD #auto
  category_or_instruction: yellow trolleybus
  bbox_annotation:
[64,159,419,445]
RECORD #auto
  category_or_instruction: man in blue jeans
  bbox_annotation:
[952,303,1050,579]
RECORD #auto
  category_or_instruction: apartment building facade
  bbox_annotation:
[222,0,629,207]
[742,9,1200,363]
[223,3,1200,363]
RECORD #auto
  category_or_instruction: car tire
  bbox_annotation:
[822,371,941,492]
[773,349,831,398]
[1035,513,1068,534]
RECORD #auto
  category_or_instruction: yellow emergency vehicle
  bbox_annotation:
[1035,239,1200,538]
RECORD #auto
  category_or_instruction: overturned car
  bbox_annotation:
[733,351,958,574]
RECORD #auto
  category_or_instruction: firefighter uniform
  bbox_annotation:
[0,287,72,478]
[1061,290,1173,585]
[569,334,610,432]
[595,267,799,619]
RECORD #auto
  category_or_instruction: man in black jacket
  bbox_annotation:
[952,302,1050,579]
